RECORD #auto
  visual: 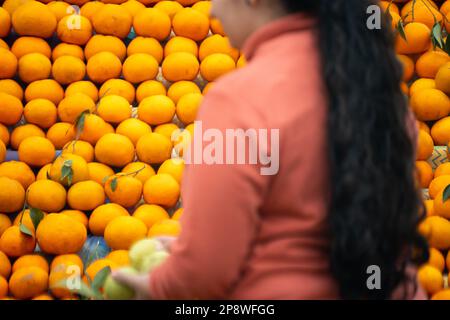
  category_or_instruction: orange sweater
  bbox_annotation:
[150,13,425,300]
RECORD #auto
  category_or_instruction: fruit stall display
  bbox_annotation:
[0,0,448,300]
[0,0,244,300]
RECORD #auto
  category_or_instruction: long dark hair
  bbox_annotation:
[281,0,428,299]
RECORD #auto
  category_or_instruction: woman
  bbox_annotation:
[113,0,428,299]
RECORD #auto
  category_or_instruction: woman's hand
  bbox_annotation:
[111,271,152,300]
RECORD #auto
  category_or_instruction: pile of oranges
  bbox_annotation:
[380,0,450,300]
[0,0,241,300]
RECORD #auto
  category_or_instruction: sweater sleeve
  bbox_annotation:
[149,89,270,299]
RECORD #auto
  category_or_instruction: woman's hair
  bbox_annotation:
[281,0,428,299]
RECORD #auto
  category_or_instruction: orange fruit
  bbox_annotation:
[67,181,105,211]
[0,251,11,279]
[167,81,201,104]
[80,1,105,22]
[237,55,247,68]
[127,36,164,64]
[60,210,89,228]
[428,248,445,272]
[446,250,450,271]
[435,62,450,95]
[147,219,181,237]
[412,88,450,122]
[37,214,87,255]
[12,254,49,273]
[442,0,450,15]
[66,82,98,103]
[143,173,180,208]
[121,162,155,185]
[136,133,172,165]
[397,54,414,82]
[173,124,195,156]
[24,99,57,129]
[416,51,450,79]
[419,216,450,249]
[416,130,434,161]
[95,133,135,167]
[0,93,22,126]
[87,162,115,186]
[164,36,198,58]
[52,56,86,85]
[425,199,434,216]
[158,159,184,185]
[46,122,76,150]
[200,53,236,82]
[84,34,126,61]
[199,35,239,61]
[36,164,52,181]
[49,154,90,187]
[18,136,56,167]
[402,1,443,29]
[154,123,179,141]
[50,254,83,272]
[172,8,209,41]
[0,276,7,298]
[138,95,176,126]
[120,0,145,18]
[48,264,78,299]
[0,226,35,257]
[105,250,129,267]
[192,0,211,16]
[430,175,450,199]
[0,79,23,100]
[0,177,25,213]
[84,258,118,283]
[432,117,450,146]
[52,43,84,61]
[47,1,74,22]
[13,209,47,233]
[432,289,450,300]
[58,93,96,124]
[0,141,5,164]
[172,207,183,220]
[436,163,450,178]
[10,124,45,150]
[417,265,443,295]
[0,39,7,50]
[18,53,51,83]
[133,8,171,41]
[154,0,183,20]
[162,52,199,82]
[104,216,147,250]
[0,48,17,79]
[105,175,143,208]
[99,79,135,104]
[87,51,122,84]
[89,203,129,236]
[78,114,114,146]
[11,36,51,59]
[116,119,152,146]
[25,79,64,105]
[123,53,159,84]
[0,7,10,38]
[203,82,214,95]
[11,1,57,38]
[92,4,132,39]
[395,22,431,54]
[176,92,203,125]
[136,80,167,103]
[434,186,450,218]
[97,95,132,125]
[27,180,66,212]
[400,0,438,17]
[0,214,11,238]
[57,14,92,46]
[8,266,48,299]
[410,78,435,97]
[132,204,169,229]
[0,161,35,189]
[0,124,9,146]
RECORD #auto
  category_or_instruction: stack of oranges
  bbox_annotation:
[0,0,241,300]
[380,0,450,300]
